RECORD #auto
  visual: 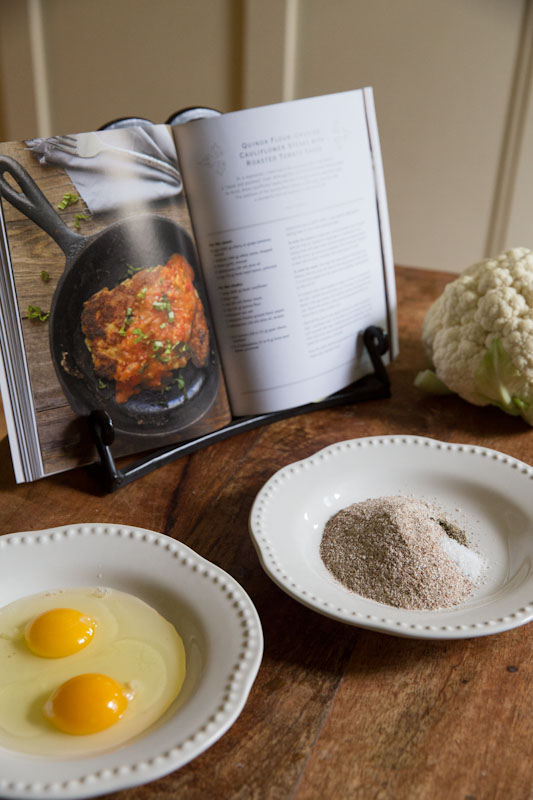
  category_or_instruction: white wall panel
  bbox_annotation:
[503,3,533,252]
[39,0,241,134]
[0,0,38,140]
[241,0,292,107]
[296,0,525,272]
[506,94,533,250]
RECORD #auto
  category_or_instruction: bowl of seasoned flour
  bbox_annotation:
[248,435,533,639]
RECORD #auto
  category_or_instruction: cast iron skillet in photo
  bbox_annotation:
[0,155,220,443]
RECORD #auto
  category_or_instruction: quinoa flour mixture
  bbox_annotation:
[319,495,486,610]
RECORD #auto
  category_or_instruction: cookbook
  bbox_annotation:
[0,87,398,483]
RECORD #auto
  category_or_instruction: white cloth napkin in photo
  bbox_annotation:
[26,125,182,215]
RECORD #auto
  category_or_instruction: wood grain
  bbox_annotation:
[1,266,532,799]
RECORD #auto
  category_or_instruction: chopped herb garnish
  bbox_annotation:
[173,375,185,389]
[125,307,134,324]
[127,264,145,277]
[74,213,89,229]
[152,295,175,323]
[137,287,147,300]
[40,270,50,282]
[132,327,147,343]
[173,341,188,353]
[97,378,107,389]
[157,385,173,405]
[119,308,134,336]
[160,322,167,329]
[152,294,172,313]
[57,192,79,210]
[27,305,49,322]
[152,340,175,363]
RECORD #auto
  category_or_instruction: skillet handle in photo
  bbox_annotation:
[0,155,84,257]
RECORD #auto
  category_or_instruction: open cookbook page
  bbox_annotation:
[0,127,231,482]
[173,88,397,416]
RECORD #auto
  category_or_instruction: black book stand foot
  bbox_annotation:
[88,325,391,493]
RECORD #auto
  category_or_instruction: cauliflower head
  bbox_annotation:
[416,247,533,424]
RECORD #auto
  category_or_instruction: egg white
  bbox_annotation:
[0,587,186,757]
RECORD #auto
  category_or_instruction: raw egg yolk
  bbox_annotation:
[44,673,129,735]
[24,608,96,658]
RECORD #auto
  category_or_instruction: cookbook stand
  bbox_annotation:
[88,325,390,492]
[87,111,392,491]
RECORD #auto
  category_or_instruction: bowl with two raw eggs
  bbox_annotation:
[0,524,263,799]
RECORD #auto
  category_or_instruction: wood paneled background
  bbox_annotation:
[0,0,532,463]
[1,0,532,274]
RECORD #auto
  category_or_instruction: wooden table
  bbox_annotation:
[1,266,533,800]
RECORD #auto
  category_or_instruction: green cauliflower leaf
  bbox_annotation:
[474,337,533,423]
[414,369,454,395]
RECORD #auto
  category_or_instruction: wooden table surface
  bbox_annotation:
[1,265,533,800]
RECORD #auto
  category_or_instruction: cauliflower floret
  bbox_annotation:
[416,247,533,424]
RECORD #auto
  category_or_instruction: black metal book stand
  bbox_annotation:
[88,326,391,492]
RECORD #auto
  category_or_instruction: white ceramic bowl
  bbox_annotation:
[0,524,263,799]
[249,435,533,639]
